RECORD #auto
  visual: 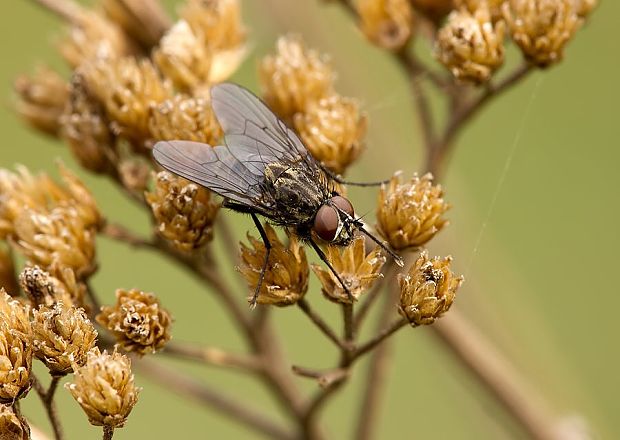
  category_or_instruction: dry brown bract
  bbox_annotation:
[0,404,30,440]
[376,173,449,251]
[356,0,414,51]
[66,348,140,428]
[312,236,386,304]
[97,289,172,355]
[455,0,506,21]
[238,224,309,306]
[398,251,463,326]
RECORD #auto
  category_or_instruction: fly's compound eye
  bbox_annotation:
[314,205,340,242]
[331,195,354,217]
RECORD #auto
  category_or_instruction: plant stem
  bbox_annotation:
[163,342,262,372]
[33,375,64,440]
[298,299,345,350]
[354,261,396,333]
[102,426,114,440]
[101,222,155,249]
[352,317,408,361]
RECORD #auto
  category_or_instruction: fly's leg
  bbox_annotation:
[308,237,354,303]
[321,165,389,187]
[249,213,271,309]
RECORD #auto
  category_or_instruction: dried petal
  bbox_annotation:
[0,404,30,440]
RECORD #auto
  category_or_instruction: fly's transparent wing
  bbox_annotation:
[211,83,317,175]
[152,140,266,206]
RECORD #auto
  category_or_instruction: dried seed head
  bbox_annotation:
[0,247,18,298]
[148,95,222,145]
[294,95,367,174]
[118,160,151,194]
[14,66,69,137]
[502,0,583,67]
[410,0,455,20]
[61,75,115,174]
[259,36,335,121]
[435,6,505,84]
[312,236,386,304]
[238,225,308,306]
[0,404,30,440]
[398,251,463,325]
[376,173,449,251]
[573,0,597,17]
[0,289,33,403]
[97,289,172,355]
[20,265,86,309]
[101,0,171,50]
[80,57,173,144]
[153,21,212,91]
[356,0,414,51]
[455,0,506,20]
[59,11,131,68]
[66,348,140,428]
[147,171,219,252]
[32,301,98,376]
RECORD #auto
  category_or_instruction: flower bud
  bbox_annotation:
[238,224,309,306]
[356,0,414,51]
[398,251,463,325]
[97,289,172,355]
[66,348,140,428]
[0,404,30,440]
[376,173,449,251]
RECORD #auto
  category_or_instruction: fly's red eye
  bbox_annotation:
[313,205,340,242]
[331,195,354,217]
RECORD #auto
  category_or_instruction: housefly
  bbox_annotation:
[153,83,403,307]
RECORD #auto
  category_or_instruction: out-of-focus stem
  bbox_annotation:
[28,0,84,23]
[163,342,262,372]
[33,375,64,440]
[102,426,114,440]
[298,299,345,349]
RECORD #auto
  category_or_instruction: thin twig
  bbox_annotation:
[163,342,262,372]
[354,261,396,333]
[101,222,155,249]
[32,375,64,440]
[28,0,84,23]
[292,366,349,388]
[352,317,407,361]
[102,426,114,440]
[298,299,345,350]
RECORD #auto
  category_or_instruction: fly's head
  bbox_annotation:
[312,195,357,246]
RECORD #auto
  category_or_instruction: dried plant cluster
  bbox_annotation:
[2,0,596,439]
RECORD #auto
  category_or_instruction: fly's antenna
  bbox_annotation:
[355,222,404,267]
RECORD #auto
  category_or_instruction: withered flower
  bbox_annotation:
[376,173,449,251]
[312,236,385,303]
[118,159,151,194]
[294,95,367,174]
[14,66,69,137]
[97,289,172,355]
[20,264,87,309]
[0,247,18,297]
[356,0,414,51]
[238,224,309,306]
[502,0,582,67]
[410,0,455,20]
[574,0,597,17]
[32,301,98,376]
[398,251,463,326]
[66,348,140,428]
[435,6,505,84]
[148,95,222,145]
[455,0,506,20]
[259,36,334,121]
[0,289,32,403]
[147,171,219,252]
[0,404,30,440]
[101,0,171,50]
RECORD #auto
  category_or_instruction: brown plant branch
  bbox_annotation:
[101,222,155,249]
[163,342,262,372]
[32,375,64,440]
[352,317,407,361]
[102,426,114,440]
[28,0,84,23]
[298,299,346,350]
[354,261,396,333]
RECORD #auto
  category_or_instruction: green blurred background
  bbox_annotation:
[1,0,618,438]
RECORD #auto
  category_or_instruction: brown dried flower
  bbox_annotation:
[502,0,583,67]
[259,36,335,121]
[66,348,140,428]
[294,95,367,174]
[148,95,222,145]
[97,289,172,355]
[435,7,505,84]
[238,224,309,306]
[455,0,506,20]
[0,247,18,297]
[573,0,597,17]
[398,251,463,325]
[32,301,98,376]
[14,66,69,137]
[376,173,449,251]
[410,0,455,20]
[101,0,171,50]
[0,289,32,403]
[312,236,386,303]
[0,404,30,440]
[147,171,219,252]
[118,159,151,194]
[356,0,414,51]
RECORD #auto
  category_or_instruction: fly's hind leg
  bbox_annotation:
[308,237,354,303]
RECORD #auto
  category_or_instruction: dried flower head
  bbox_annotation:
[410,0,455,20]
[435,6,505,83]
[455,0,506,20]
[66,348,140,428]
[238,224,309,306]
[356,0,414,51]
[61,75,115,174]
[80,57,173,144]
[0,289,32,403]
[398,251,463,325]
[97,289,172,355]
[118,159,151,194]
[0,247,18,297]
[148,95,222,145]
[14,66,69,137]
[294,95,367,174]
[0,404,30,440]
[259,36,335,121]
[502,0,583,67]
[32,301,98,376]
[312,236,386,303]
[147,171,219,252]
[101,0,170,50]
[20,265,86,308]
[376,173,449,251]
[573,0,597,17]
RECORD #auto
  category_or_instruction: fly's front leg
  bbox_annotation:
[321,165,389,187]
[308,237,354,303]
[249,212,271,309]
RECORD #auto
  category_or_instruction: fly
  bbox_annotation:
[152,83,403,307]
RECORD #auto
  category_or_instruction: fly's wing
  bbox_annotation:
[152,140,268,207]
[210,83,318,176]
